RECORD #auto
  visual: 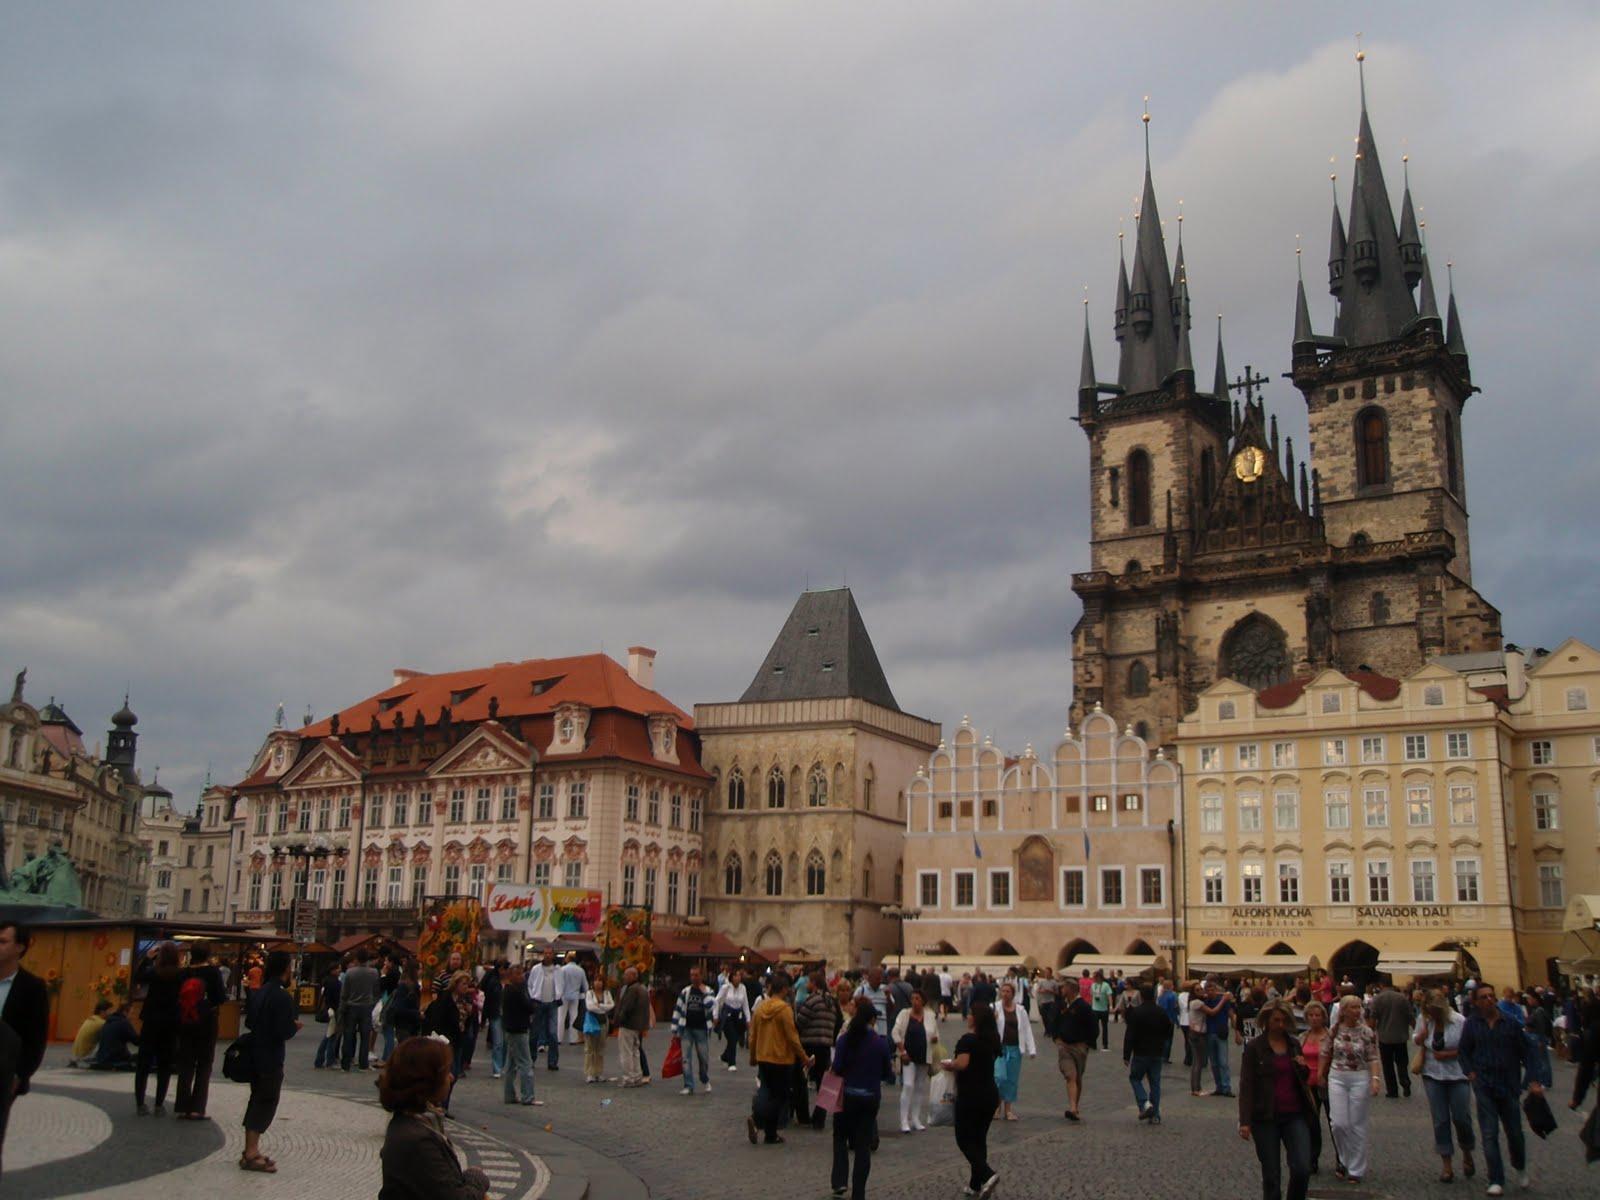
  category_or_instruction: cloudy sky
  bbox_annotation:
[4,2,1597,807]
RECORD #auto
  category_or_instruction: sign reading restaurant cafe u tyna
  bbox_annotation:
[483,883,604,935]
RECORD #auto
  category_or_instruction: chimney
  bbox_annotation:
[1504,646,1527,703]
[627,646,656,690]
[393,668,422,687]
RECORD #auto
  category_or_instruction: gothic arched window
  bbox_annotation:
[766,766,786,809]
[807,765,828,807]
[1127,449,1153,527]
[1369,592,1391,624]
[1127,660,1150,698]
[1219,613,1291,692]
[805,850,826,896]
[764,851,783,897]
[724,852,743,895]
[1355,407,1389,488]
[726,768,745,810]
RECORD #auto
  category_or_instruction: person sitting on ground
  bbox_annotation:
[70,1000,112,1067]
[378,1036,491,1200]
[92,1002,140,1070]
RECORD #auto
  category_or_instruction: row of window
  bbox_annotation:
[1198,854,1567,909]
[1199,782,1482,834]
[1,799,67,829]
[913,865,1165,911]
[932,791,1144,821]
[253,782,704,837]
[240,858,702,912]
[726,765,854,811]
[1198,731,1475,773]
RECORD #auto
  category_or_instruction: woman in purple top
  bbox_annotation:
[828,999,893,1200]
[1238,1000,1316,1200]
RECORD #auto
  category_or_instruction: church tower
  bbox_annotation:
[1289,53,1499,668]
[1071,65,1500,749]
[106,695,139,782]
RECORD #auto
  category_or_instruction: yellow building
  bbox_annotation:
[1176,663,1519,985]
[903,707,1181,974]
[1495,639,1600,981]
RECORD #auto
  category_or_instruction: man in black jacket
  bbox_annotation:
[1122,985,1170,1123]
[0,921,49,1181]
[500,962,540,1105]
[174,943,229,1118]
[1052,977,1096,1122]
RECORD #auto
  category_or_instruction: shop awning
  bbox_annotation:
[1187,953,1312,975]
[881,953,1028,976]
[1066,953,1166,976]
[1557,928,1600,976]
[1376,950,1461,978]
[650,928,747,959]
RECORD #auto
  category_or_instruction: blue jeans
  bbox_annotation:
[314,1026,339,1067]
[681,1028,711,1089]
[489,1016,506,1075]
[1250,1112,1312,1200]
[381,1022,396,1062]
[1207,1032,1232,1093]
[531,1000,560,1068]
[503,1030,534,1102]
[1129,1053,1163,1117]
[1472,1085,1526,1187]
[1422,1075,1475,1158]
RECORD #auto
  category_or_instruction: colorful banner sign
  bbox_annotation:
[483,884,604,934]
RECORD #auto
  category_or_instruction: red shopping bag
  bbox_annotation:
[814,1070,845,1114]
[661,1035,684,1079]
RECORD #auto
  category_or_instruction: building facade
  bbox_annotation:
[1071,76,1498,749]
[1176,662,1525,984]
[227,650,710,943]
[137,784,234,923]
[1,679,149,915]
[697,589,939,968]
[903,707,1181,973]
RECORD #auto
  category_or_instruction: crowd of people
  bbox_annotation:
[3,915,1600,1198]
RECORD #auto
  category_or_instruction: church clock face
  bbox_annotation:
[1232,446,1266,483]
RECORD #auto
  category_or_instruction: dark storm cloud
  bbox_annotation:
[2,2,1597,798]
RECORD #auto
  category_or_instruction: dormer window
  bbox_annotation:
[559,716,576,741]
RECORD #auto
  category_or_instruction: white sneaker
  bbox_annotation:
[1487,1185,1504,1197]
[727,1064,738,1072]
[1516,1172,1531,1191]
[680,1087,693,1095]
[702,1083,711,1093]
[900,1123,911,1133]
[912,1122,927,1131]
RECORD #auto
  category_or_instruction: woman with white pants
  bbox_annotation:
[1320,994,1382,1185]
[892,991,941,1132]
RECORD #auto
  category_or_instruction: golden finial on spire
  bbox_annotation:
[1356,32,1368,109]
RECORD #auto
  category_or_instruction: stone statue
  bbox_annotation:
[1306,593,1334,664]
[10,667,24,704]
[487,695,500,721]
[1155,610,1180,679]
[0,841,84,908]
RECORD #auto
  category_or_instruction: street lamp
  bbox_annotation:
[879,903,922,976]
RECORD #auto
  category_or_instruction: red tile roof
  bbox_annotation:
[1255,668,1402,710]
[651,927,748,958]
[300,654,693,737]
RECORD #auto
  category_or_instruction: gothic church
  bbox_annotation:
[1071,70,1501,747]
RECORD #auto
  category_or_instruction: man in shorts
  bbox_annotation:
[1052,976,1097,1121]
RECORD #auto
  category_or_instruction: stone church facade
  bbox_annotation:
[1071,83,1500,748]
[696,589,939,969]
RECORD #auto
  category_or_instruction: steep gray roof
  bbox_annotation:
[739,588,900,711]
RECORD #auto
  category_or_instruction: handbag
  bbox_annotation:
[661,1035,684,1079]
[221,1033,257,1084]
[814,1070,845,1114]
[1522,1090,1557,1140]
[1410,1045,1425,1077]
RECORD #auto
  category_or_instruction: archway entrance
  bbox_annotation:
[1330,940,1380,987]
[1057,938,1098,970]
[986,938,1019,957]
[754,925,785,949]
[1126,938,1155,955]
[1203,939,1235,955]
[1431,940,1482,980]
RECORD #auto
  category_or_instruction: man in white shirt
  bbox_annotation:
[938,968,954,1019]
[560,953,588,1045]
[525,946,563,1070]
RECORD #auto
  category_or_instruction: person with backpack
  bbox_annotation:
[174,943,227,1119]
[240,950,300,1172]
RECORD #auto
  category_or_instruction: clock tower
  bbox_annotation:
[1071,72,1500,748]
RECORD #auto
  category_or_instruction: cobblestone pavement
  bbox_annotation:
[301,1020,1598,1200]
[8,1058,548,1200]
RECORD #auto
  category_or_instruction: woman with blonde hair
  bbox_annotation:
[1414,987,1475,1182]
[1320,993,1380,1185]
[1297,1001,1333,1175]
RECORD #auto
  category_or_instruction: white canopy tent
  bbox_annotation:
[881,953,1030,978]
[1558,895,1600,979]
[1376,949,1463,979]
[1063,953,1166,976]
[1187,953,1313,976]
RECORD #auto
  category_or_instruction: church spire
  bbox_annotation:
[1116,98,1180,394]
[1328,46,1419,346]
[1293,249,1316,353]
[1079,301,1098,398]
[1445,262,1468,360]
[1113,232,1129,340]
[1397,156,1424,287]
[1415,251,1441,326]
[1212,314,1229,398]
